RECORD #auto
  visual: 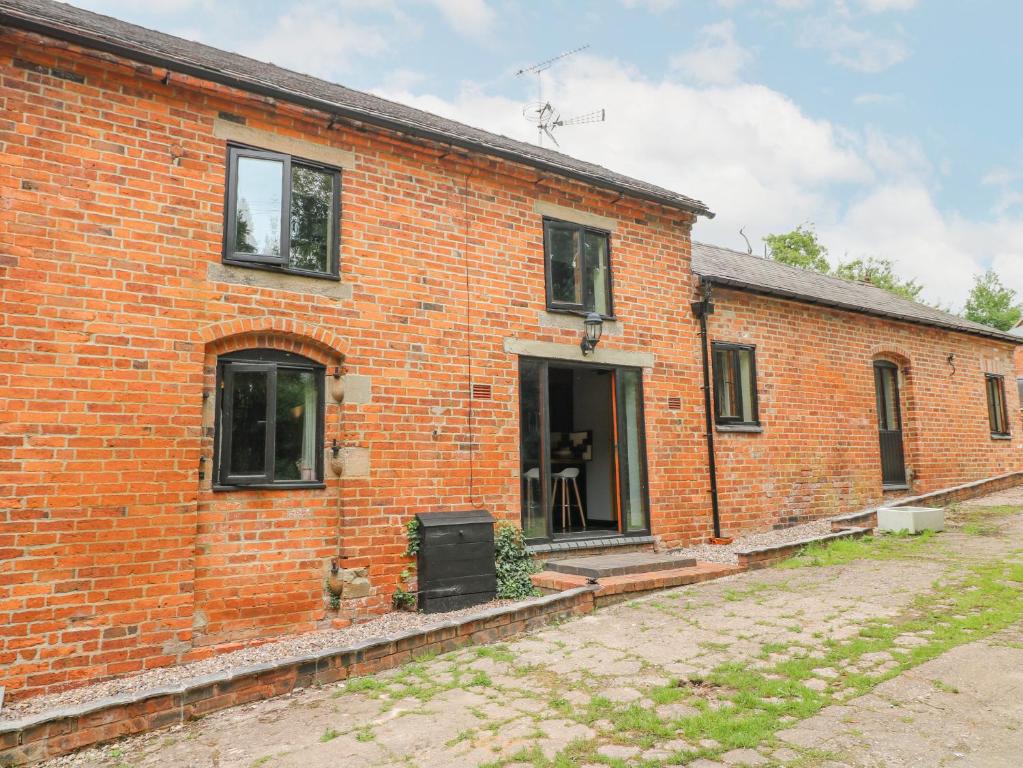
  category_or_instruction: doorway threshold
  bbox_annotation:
[527,534,655,556]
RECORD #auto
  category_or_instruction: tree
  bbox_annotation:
[763,225,831,273]
[963,269,1022,331]
[833,257,924,302]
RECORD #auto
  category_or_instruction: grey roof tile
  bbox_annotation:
[0,0,711,218]
[692,241,1020,343]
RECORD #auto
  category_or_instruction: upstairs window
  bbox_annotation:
[986,374,1010,437]
[225,146,340,277]
[712,343,759,425]
[543,218,612,316]
[215,349,325,488]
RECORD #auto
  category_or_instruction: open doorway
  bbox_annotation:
[519,358,649,541]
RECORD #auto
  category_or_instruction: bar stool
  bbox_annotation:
[551,467,585,530]
[524,467,540,511]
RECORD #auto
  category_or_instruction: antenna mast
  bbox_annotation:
[516,45,605,148]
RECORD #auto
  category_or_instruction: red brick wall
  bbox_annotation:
[707,287,1022,534]
[2,27,1019,703]
[0,30,710,699]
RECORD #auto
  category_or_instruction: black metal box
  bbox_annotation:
[416,509,496,613]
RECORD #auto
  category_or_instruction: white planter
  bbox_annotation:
[876,506,944,534]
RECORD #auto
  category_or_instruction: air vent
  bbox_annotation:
[471,383,492,400]
[667,396,682,410]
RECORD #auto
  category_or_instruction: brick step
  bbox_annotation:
[532,561,741,606]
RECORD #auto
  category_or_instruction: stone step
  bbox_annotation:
[544,551,697,578]
[532,561,742,604]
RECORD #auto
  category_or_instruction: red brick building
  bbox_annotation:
[1,1,1020,701]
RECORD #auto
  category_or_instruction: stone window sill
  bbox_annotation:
[716,423,764,434]
[991,433,1012,441]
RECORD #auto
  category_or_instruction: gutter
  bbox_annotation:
[697,274,1022,346]
[0,8,714,220]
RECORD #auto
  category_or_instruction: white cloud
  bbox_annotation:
[799,17,909,72]
[425,0,495,39]
[239,4,389,79]
[859,0,918,12]
[670,20,753,86]
[619,0,679,11]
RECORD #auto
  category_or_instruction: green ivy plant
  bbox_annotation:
[494,523,540,600]
[404,517,422,558]
[392,584,417,611]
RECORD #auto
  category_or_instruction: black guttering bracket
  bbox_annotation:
[696,274,1023,345]
[0,9,714,220]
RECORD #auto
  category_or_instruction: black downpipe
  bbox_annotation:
[691,280,721,539]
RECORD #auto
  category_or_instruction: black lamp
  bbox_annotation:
[580,312,604,356]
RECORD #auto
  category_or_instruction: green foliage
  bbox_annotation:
[834,256,924,301]
[765,226,930,304]
[494,523,540,599]
[780,530,935,568]
[403,517,422,558]
[391,584,417,611]
[326,585,340,611]
[763,224,831,273]
[319,727,340,742]
[963,269,1023,331]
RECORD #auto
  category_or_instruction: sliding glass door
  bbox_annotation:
[518,358,650,541]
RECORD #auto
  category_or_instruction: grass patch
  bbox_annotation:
[319,727,340,743]
[780,530,936,568]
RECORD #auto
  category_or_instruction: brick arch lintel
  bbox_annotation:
[870,344,912,371]
[199,318,348,365]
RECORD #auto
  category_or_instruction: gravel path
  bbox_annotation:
[671,518,836,564]
[0,600,514,722]
[0,515,853,721]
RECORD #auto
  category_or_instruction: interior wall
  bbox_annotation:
[573,368,614,522]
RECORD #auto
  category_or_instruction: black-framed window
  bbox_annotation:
[214,349,325,488]
[543,218,613,316]
[986,374,1010,437]
[712,342,759,425]
[224,145,340,278]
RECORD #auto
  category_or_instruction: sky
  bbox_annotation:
[70,0,1023,310]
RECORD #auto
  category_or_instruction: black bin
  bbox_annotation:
[416,510,496,613]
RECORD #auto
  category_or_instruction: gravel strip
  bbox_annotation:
[671,518,838,565]
[0,600,515,721]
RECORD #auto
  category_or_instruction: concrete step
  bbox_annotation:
[532,561,742,606]
[544,551,697,578]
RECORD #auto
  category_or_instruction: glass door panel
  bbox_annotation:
[519,358,548,540]
[615,368,649,532]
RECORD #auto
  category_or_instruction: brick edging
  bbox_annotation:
[0,588,596,767]
[888,470,1023,509]
[735,527,872,570]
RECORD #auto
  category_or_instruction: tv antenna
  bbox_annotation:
[516,45,605,148]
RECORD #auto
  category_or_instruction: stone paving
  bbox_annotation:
[42,493,1023,768]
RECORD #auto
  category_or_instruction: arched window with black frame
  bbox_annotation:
[214,349,325,488]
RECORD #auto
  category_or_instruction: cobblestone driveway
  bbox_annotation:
[46,491,1023,768]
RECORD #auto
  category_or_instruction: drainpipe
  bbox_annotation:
[691,279,721,539]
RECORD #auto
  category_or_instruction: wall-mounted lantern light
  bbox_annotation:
[580,312,604,356]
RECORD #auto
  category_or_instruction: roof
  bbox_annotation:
[692,242,1022,344]
[0,0,712,219]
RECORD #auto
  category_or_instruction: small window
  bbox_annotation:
[543,218,612,316]
[215,349,325,487]
[712,343,759,425]
[986,374,1010,437]
[225,146,340,277]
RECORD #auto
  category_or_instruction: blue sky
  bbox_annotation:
[73,0,1023,308]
